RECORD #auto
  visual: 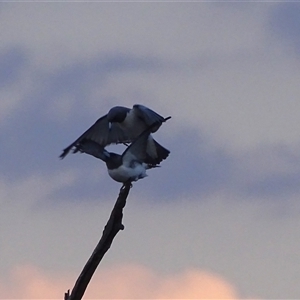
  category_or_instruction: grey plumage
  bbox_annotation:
[77,126,160,183]
[60,104,171,164]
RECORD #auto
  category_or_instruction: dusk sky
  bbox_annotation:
[1,2,300,299]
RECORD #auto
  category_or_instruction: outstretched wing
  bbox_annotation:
[122,128,151,164]
[60,115,130,159]
[75,139,109,162]
[133,104,166,132]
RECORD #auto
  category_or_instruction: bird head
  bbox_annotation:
[107,106,130,123]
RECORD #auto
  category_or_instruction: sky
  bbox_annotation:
[1,2,300,299]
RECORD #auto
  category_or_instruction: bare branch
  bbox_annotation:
[64,182,132,300]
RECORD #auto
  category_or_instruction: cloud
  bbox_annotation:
[0,47,28,88]
[0,264,71,299]
[231,143,300,198]
[0,47,32,123]
[0,170,78,207]
[4,114,300,204]
[134,126,233,199]
[57,127,300,201]
[1,4,265,65]
[0,161,300,298]
[1,3,300,299]
[270,3,300,53]
[0,264,239,299]
[2,3,300,151]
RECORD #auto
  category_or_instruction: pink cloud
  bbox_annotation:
[0,263,240,299]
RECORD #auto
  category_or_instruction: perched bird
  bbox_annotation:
[77,125,163,184]
[60,104,171,164]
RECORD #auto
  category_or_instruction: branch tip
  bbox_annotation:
[64,289,70,300]
[64,184,132,300]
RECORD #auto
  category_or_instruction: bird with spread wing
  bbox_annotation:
[60,104,171,165]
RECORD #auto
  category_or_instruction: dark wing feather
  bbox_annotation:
[122,128,150,163]
[75,139,108,161]
[133,104,165,131]
[60,115,130,159]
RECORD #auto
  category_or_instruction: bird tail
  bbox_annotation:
[154,139,170,163]
[145,137,170,165]
[140,118,170,165]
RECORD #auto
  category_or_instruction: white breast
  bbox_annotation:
[120,110,145,137]
[108,163,147,183]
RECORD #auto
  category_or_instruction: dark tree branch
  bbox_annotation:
[64,182,132,300]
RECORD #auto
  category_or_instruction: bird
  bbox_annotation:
[76,124,164,184]
[60,104,171,164]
